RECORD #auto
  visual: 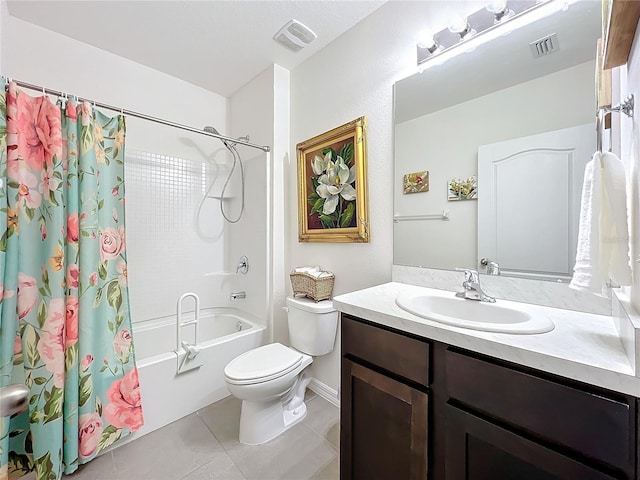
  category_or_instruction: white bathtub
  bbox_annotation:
[127,307,266,439]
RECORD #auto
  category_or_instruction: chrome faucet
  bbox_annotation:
[455,268,495,303]
[480,258,501,276]
[230,291,246,300]
[486,261,500,276]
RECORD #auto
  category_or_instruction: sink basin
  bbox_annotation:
[395,294,554,334]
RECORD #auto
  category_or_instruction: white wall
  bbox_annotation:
[394,61,595,269]
[228,65,290,336]
[271,65,291,345]
[1,14,254,327]
[0,1,6,72]
[289,1,450,392]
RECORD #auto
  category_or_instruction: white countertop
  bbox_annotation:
[333,282,640,397]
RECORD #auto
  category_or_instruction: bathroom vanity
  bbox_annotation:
[335,283,640,480]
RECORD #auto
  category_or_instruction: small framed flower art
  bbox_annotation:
[448,175,478,201]
[296,117,369,242]
[403,170,429,194]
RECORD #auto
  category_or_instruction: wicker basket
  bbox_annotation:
[290,270,335,302]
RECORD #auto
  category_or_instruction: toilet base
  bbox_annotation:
[239,398,308,445]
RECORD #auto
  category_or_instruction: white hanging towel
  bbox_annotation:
[570,151,632,295]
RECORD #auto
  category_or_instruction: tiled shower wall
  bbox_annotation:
[125,149,229,324]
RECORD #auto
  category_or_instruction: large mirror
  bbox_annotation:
[393,0,601,281]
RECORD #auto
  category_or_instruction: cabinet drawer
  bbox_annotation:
[445,349,634,472]
[342,315,430,386]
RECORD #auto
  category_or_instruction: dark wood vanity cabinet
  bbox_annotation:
[340,314,639,480]
[341,314,431,480]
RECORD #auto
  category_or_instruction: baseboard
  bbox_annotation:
[308,377,340,407]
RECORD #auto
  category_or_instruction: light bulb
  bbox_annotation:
[448,16,475,40]
[417,32,437,51]
[486,0,507,13]
[486,0,514,23]
[448,15,469,34]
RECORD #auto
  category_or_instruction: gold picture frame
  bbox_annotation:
[296,117,369,243]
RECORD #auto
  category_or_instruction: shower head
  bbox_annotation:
[204,126,251,150]
[203,125,232,149]
[203,125,220,135]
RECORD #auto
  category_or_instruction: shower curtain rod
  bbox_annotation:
[4,77,271,153]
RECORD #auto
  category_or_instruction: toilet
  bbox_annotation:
[223,296,338,445]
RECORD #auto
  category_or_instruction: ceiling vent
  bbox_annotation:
[274,19,317,52]
[530,33,559,58]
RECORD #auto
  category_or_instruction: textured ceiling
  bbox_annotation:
[6,0,387,97]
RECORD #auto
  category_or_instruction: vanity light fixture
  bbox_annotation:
[417,0,575,70]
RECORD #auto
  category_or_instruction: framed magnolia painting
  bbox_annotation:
[296,117,369,243]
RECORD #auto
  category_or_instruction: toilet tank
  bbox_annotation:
[286,296,338,356]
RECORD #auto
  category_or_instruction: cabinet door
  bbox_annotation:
[445,405,619,480]
[341,358,428,480]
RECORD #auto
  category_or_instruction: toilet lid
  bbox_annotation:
[224,343,303,384]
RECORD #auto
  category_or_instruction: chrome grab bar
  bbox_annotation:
[176,292,200,353]
[1,384,29,417]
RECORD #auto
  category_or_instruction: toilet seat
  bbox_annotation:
[224,343,303,385]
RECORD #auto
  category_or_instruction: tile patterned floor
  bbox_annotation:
[65,392,339,480]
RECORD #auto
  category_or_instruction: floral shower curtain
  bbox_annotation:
[0,83,143,480]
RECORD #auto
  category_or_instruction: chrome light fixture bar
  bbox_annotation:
[417,0,567,69]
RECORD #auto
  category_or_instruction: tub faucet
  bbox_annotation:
[455,268,495,303]
[230,291,246,300]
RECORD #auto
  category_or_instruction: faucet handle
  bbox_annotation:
[236,256,249,274]
[455,267,479,283]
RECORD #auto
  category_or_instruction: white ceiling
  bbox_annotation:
[6,0,387,97]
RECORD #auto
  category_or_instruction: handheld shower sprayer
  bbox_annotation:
[203,126,250,149]
[203,125,231,148]
[200,126,246,224]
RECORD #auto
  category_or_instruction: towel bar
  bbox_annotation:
[596,94,634,156]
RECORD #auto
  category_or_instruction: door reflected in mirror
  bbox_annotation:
[393,0,600,281]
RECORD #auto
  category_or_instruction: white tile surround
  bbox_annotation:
[393,265,612,316]
[333,282,640,397]
[125,148,270,327]
[125,149,225,324]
